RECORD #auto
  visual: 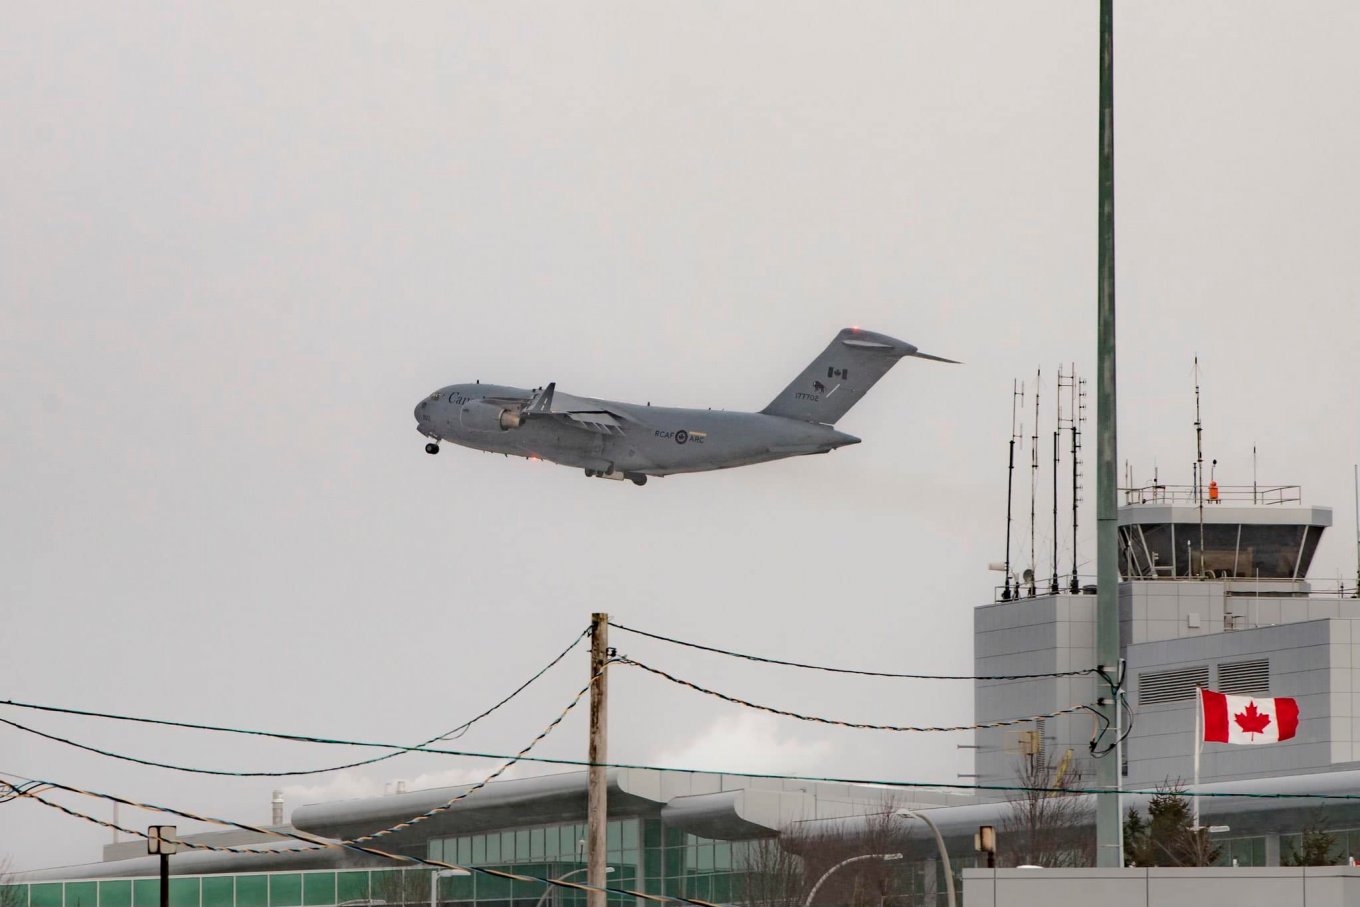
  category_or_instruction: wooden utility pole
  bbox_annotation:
[587,613,610,907]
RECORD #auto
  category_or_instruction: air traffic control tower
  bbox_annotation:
[972,480,1356,797]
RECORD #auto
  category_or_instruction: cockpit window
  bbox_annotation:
[429,393,442,401]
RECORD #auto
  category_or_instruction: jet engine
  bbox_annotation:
[460,401,525,432]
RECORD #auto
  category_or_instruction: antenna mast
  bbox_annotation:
[1029,368,1041,596]
[1353,464,1359,598]
[1003,380,1023,600]
[1051,365,1061,595]
[1194,356,1205,571]
[1059,366,1088,593]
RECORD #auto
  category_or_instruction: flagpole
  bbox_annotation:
[1194,687,1203,829]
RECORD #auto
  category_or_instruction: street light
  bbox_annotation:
[147,826,179,907]
[802,853,901,907]
[533,866,614,907]
[896,808,956,907]
[430,869,469,907]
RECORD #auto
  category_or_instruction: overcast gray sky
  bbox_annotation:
[3,1,1358,871]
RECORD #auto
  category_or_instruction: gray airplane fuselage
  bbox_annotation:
[413,328,955,484]
[414,384,860,477]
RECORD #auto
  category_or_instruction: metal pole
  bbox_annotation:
[159,854,169,907]
[1052,428,1060,594]
[1030,369,1040,595]
[802,854,902,907]
[1004,435,1016,600]
[587,613,610,907]
[431,868,470,907]
[1071,388,1081,595]
[897,809,955,907]
[534,867,613,907]
[1094,0,1123,868]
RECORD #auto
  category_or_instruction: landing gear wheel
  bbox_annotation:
[584,469,596,478]
[629,474,648,486]
[425,443,440,455]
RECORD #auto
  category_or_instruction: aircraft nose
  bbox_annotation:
[414,397,436,430]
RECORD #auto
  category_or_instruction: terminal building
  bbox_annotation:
[7,771,972,907]
[8,481,1360,906]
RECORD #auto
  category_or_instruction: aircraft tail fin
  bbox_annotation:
[760,328,958,424]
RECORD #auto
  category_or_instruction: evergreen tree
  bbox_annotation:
[1283,815,1339,866]
[1123,784,1220,867]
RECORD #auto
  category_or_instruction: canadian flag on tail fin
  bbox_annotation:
[1200,688,1299,744]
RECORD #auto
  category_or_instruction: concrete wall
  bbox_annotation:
[973,593,1100,791]
[963,867,1360,907]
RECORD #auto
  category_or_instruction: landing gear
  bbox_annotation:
[425,443,440,455]
[585,467,647,485]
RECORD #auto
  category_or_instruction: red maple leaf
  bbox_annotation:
[1235,701,1272,738]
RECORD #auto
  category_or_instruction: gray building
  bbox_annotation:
[973,481,1360,864]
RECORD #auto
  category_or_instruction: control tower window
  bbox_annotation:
[1119,522,1323,579]
[1238,524,1311,579]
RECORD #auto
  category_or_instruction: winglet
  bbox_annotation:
[526,382,556,414]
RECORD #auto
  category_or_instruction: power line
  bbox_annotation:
[0,628,589,779]
[609,620,1098,680]
[6,696,1359,803]
[2,778,722,907]
[290,666,601,850]
[617,657,1089,732]
[0,672,594,850]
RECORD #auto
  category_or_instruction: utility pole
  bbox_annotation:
[587,613,610,907]
[1094,0,1123,867]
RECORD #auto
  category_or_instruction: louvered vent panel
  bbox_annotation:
[1218,659,1270,695]
[1139,666,1210,705]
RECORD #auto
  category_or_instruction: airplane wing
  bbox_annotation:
[523,383,630,435]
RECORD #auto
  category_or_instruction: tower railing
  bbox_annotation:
[1120,483,1301,506]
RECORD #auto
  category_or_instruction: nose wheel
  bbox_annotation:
[425,443,440,455]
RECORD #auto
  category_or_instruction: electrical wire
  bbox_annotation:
[8,691,1359,802]
[1,778,722,907]
[1086,663,1134,758]
[282,663,603,850]
[609,620,1100,680]
[0,628,589,779]
[0,667,598,849]
[616,656,1089,732]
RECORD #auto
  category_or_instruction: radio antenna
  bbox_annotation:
[1029,368,1040,596]
[1002,380,1023,599]
[1051,364,1062,595]
[1353,464,1358,598]
[1194,356,1205,571]
[1060,366,1087,593]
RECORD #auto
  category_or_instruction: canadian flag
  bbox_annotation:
[1200,688,1299,744]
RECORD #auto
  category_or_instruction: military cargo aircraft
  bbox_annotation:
[413,327,956,485]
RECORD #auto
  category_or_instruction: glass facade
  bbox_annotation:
[427,818,760,906]
[2,870,446,907]
[0,821,774,907]
[0,819,1017,907]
